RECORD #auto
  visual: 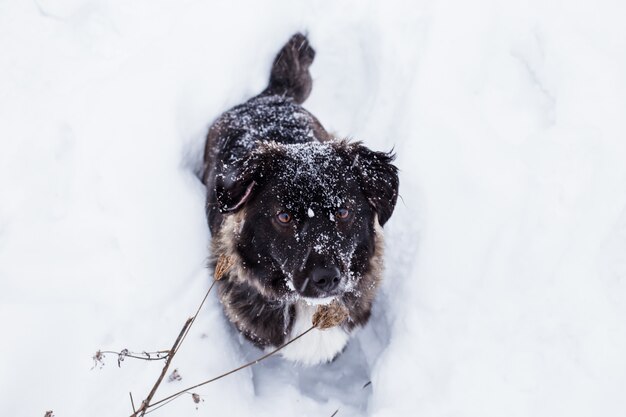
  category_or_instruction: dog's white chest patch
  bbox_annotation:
[278,300,350,366]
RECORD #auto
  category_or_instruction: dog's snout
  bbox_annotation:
[311,266,341,292]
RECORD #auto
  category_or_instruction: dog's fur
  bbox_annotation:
[202,34,399,365]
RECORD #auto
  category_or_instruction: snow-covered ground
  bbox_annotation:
[2,0,626,415]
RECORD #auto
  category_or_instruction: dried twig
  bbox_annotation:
[131,317,193,416]
[108,271,349,416]
[145,301,349,413]
[129,281,217,417]
[312,301,349,329]
[129,392,136,414]
[146,325,317,412]
[97,349,170,366]
[174,280,217,355]
[214,255,234,281]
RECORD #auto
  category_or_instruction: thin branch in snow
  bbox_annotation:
[129,279,218,416]
[133,317,194,416]
[144,301,349,414]
[94,349,170,367]
[145,325,317,413]
[129,392,136,414]
[102,266,348,416]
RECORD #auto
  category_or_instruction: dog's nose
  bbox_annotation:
[310,266,341,293]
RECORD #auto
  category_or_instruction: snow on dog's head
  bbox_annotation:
[214,139,398,302]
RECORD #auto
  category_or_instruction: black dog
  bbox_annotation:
[202,34,398,365]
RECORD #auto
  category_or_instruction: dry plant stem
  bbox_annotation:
[99,351,169,361]
[174,280,216,355]
[214,255,234,281]
[127,279,345,415]
[143,300,348,414]
[145,326,316,412]
[131,317,193,417]
[129,392,137,414]
[130,281,216,417]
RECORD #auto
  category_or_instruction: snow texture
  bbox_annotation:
[2,0,626,416]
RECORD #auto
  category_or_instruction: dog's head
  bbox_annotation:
[215,140,398,302]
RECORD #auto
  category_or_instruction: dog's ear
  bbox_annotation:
[214,144,281,213]
[215,162,256,213]
[344,142,399,226]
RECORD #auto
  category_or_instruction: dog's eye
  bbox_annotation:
[336,208,350,220]
[276,211,292,224]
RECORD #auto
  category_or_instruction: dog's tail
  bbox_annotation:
[262,33,315,104]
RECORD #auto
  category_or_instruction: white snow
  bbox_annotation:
[2,0,626,416]
[308,208,315,218]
